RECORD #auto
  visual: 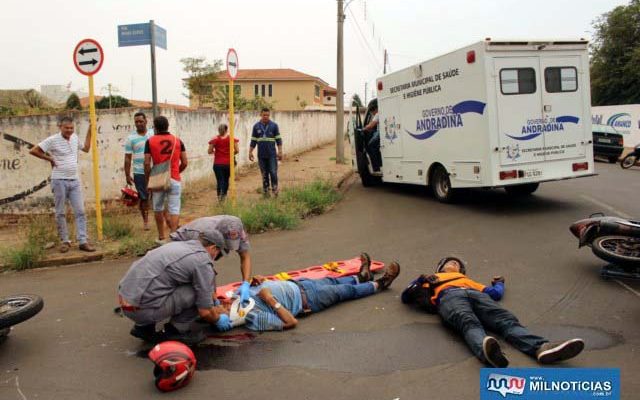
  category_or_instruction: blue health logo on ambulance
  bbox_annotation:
[606,113,632,134]
[405,100,486,140]
[506,116,580,141]
[480,368,620,400]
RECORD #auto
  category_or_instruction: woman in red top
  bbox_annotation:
[208,123,239,201]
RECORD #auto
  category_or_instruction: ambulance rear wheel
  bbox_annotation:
[430,166,456,203]
[504,182,539,196]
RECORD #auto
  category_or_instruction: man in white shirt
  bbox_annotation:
[29,115,96,253]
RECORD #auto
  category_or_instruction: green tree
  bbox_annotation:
[590,0,640,105]
[180,57,223,107]
[351,93,363,108]
[212,84,275,111]
[95,95,130,109]
[65,93,82,110]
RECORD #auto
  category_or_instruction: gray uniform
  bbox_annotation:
[170,215,250,253]
[118,240,216,329]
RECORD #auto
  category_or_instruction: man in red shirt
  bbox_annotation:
[144,116,188,244]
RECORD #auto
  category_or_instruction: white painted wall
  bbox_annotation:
[0,107,343,213]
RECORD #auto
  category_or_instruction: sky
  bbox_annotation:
[0,0,629,106]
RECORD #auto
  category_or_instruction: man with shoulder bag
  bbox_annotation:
[144,116,188,245]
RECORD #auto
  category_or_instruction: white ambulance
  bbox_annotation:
[351,39,595,202]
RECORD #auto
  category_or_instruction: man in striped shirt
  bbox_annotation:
[124,112,153,230]
[29,115,95,253]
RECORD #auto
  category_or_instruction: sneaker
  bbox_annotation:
[357,252,373,283]
[60,242,71,253]
[79,243,96,252]
[154,238,168,246]
[130,324,158,342]
[162,323,206,346]
[536,339,584,364]
[375,261,401,290]
[483,336,509,368]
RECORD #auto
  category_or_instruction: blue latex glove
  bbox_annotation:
[215,314,232,331]
[237,281,251,304]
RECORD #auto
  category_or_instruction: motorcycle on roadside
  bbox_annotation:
[0,294,44,340]
[570,214,640,280]
[620,144,640,169]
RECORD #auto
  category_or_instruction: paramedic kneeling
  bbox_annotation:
[118,230,232,345]
[401,257,584,368]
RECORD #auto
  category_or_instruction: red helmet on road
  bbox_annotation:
[148,341,196,392]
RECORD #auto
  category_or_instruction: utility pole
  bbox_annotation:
[364,82,368,105]
[383,49,387,74]
[149,19,159,118]
[336,0,345,164]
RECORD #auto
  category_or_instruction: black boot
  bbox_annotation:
[130,324,158,342]
[162,323,206,346]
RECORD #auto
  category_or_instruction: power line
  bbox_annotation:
[347,6,383,68]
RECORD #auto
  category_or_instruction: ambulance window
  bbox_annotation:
[545,67,577,93]
[500,68,536,95]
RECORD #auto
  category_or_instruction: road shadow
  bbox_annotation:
[363,181,578,217]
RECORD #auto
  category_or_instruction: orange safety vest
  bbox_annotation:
[428,272,486,305]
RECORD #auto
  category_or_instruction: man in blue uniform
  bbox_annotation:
[249,107,282,197]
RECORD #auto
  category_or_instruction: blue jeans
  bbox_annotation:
[300,276,376,313]
[51,179,88,244]
[133,174,148,201]
[258,157,278,193]
[437,289,547,363]
[213,164,230,198]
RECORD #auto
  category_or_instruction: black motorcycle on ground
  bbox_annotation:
[570,214,640,280]
[0,294,44,340]
[620,144,640,169]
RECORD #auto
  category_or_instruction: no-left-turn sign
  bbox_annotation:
[73,39,104,76]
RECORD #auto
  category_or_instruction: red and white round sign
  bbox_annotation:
[226,48,239,80]
[73,38,104,76]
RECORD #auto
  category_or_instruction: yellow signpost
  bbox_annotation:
[227,49,239,205]
[73,39,104,240]
[229,78,236,206]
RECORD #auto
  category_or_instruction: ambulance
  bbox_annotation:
[351,39,595,202]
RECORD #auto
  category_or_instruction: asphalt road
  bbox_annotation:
[1,161,639,400]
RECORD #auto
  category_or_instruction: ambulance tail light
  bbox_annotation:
[499,170,518,180]
[572,162,589,172]
[377,81,383,91]
[466,51,476,64]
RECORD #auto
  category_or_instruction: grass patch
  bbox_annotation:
[118,236,156,257]
[213,179,341,234]
[281,179,342,216]
[103,217,134,240]
[2,215,57,270]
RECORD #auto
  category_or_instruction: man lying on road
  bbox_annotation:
[117,230,233,344]
[231,254,400,331]
[401,257,584,368]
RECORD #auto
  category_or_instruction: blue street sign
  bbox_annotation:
[118,23,167,49]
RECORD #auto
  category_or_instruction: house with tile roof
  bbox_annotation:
[189,68,338,111]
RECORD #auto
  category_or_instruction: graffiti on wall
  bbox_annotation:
[0,132,50,205]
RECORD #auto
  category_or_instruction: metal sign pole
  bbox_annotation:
[229,79,236,206]
[149,19,158,118]
[88,74,103,240]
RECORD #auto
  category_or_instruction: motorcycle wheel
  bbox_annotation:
[0,294,44,329]
[591,236,640,268]
[620,154,637,169]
